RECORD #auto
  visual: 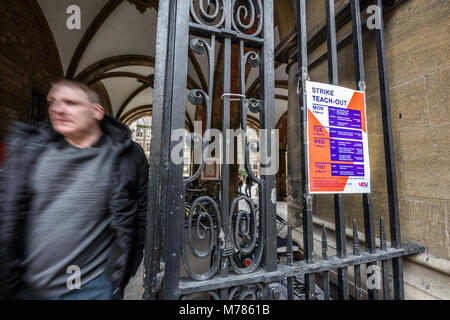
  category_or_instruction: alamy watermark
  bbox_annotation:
[64,4,382,31]
[170,121,279,176]
[66,5,81,30]
[366,5,382,30]
[366,265,383,290]
[66,265,81,290]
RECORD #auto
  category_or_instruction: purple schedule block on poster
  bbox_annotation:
[328,106,361,129]
[331,163,365,177]
[330,139,364,162]
[329,127,362,140]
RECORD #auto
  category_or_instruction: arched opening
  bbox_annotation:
[127,116,152,160]
[126,111,193,178]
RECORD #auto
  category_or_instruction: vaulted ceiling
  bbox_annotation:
[37,0,291,126]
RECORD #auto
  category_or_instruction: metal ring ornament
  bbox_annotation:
[247,138,259,153]
[247,98,261,114]
[187,88,207,106]
[238,46,261,184]
[184,88,211,184]
[181,196,222,281]
[190,0,225,28]
[231,0,263,37]
[186,132,205,150]
[228,283,266,300]
[185,36,215,184]
[228,195,263,274]
[244,50,260,68]
[189,38,207,55]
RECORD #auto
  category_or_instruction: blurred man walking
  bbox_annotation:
[0,80,148,300]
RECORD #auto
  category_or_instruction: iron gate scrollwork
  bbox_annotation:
[145,0,277,300]
[144,0,425,301]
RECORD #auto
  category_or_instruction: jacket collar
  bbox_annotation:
[100,115,132,145]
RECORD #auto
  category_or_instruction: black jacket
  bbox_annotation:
[0,116,148,299]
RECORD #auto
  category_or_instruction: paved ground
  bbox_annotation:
[123,261,144,300]
[123,200,288,300]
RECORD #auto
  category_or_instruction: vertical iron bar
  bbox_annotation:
[144,0,174,300]
[219,1,232,301]
[374,0,404,300]
[322,224,330,300]
[353,219,363,300]
[380,217,391,300]
[296,0,315,300]
[363,188,378,299]
[161,0,190,300]
[260,0,277,273]
[351,0,366,88]
[351,0,378,300]
[287,226,294,300]
[326,0,349,300]
[326,0,338,84]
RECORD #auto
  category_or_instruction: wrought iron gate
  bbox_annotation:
[144,0,425,300]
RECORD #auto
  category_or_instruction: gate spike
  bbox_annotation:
[353,219,360,256]
[353,219,362,300]
[380,216,391,300]
[287,226,293,266]
[321,223,330,300]
[380,217,387,251]
[321,223,328,260]
[286,226,294,300]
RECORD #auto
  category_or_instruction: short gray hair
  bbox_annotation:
[50,79,102,105]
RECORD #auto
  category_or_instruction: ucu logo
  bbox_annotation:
[359,182,368,187]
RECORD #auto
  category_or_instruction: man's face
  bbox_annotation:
[47,85,103,138]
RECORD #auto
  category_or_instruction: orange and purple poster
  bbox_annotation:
[305,81,371,194]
